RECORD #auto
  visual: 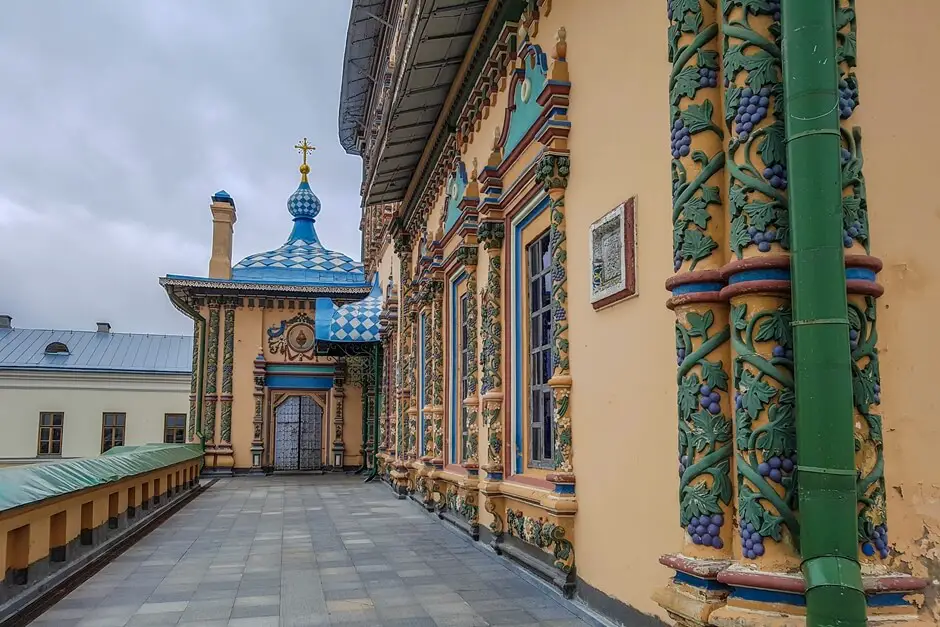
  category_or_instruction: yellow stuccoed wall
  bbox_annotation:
[232,306,264,469]
[857,0,940,616]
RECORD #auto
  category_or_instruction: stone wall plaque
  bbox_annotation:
[589,197,637,310]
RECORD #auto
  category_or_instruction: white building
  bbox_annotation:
[0,315,192,464]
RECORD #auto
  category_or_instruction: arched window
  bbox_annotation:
[44,342,69,354]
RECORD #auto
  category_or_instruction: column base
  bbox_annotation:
[652,555,731,627]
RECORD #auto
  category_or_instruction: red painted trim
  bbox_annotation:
[846,279,884,298]
[591,197,637,311]
[719,280,792,301]
[719,254,789,280]
[445,463,468,476]
[505,474,553,490]
[666,292,725,310]
[717,569,929,595]
[659,554,730,579]
[665,268,724,291]
[844,254,883,273]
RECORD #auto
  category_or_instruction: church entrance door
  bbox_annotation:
[273,395,323,471]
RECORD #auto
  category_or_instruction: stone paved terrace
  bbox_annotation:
[30,475,608,627]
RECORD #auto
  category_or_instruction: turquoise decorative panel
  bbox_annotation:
[504,45,548,156]
[443,161,468,233]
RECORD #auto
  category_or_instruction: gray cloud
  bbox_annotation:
[0,0,362,335]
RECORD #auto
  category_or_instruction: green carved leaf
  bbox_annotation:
[852,361,877,413]
[668,22,681,63]
[840,32,858,65]
[736,408,753,451]
[754,308,792,346]
[745,51,778,91]
[836,7,856,30]
[723,45,748,80]
[729,185,748,218]
[731,304,748,331]
[847,306,862,332]
[725,84,742,123]
[680,482,720,526]
[775,225,791,250]
[739,369,777,419]
[756,397,796,457]
[700,360,729,392]
[681,100,715,134]
[744,201,776,231]
[692,150,709,166]
[842,156,862,184]
[708,459,733,505]
[691,410,732,452]
[683,197,711,230]
[671,66,702,104]
[686,310,714,338]
[843,195,862,226]
[865,296,877,321]
[865,412,883,444]
[759,513,784,542]
[697,49,719,70]
[680,229,718,264]
[737,0,773,15]
[702,185,721,205]
[680,6,703,34]
[758,120,787,167]
[730,216,749,259]
[673,219,689,253]
[772,82,786,119]
[738,483,765,530]
[679,374,702,420]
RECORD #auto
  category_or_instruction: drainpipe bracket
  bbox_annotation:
[802,555,864,594]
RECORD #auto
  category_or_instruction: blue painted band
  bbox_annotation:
[728,268,791,285]
[486,472,503,480]
[673,571,726,591]
[266,364,334,374]
[866,593,912,607]
[730,586,806,607]
[553,483,576,495]
[671,282,724,296]
[846,267,877,282]
[265,374,332,390]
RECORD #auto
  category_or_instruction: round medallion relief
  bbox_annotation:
[520,78,531,103]
[286,323,316,353]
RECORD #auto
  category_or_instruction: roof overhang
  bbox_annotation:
[338,0,490,206]
[159,275,374,306]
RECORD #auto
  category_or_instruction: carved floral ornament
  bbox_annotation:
[267,312,317,361]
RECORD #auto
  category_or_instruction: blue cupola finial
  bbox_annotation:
[287,138,322,222]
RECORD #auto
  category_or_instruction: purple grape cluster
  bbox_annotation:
[676,345,687,366]
[763,163,788,190]
[671,119,692,159]
[874,383,881,405]
[673,250,683,272]
[862,523,890,559]
[768,0,781,21]
[841,148,852,164]
[771,344,794,360]
[699,67,718,89]
[843,220,863,248]
[739,520,765,559]
[747,226,780,253]
[758,454,797,484]
[734,87,771,141]
[667,0,673,21]
[839,78,858,120]
[678,454,689,477]
[849,328,860,349]
[688,513,725,549]
[699,385,721,415]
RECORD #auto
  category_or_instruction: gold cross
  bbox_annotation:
[294,138,316,166]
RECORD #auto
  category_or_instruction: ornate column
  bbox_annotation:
[250,351,265,472]
[203,300,220,461]
[332,363,346,469]
[654,1,736,622]
[460,244,480,471]
[428,275,445,467]
[478,221,505,481]
[214,301,236,472]
[391,234,414,497]
[535,153,575,492]
[188,318,200,442]
[378,272,398,484]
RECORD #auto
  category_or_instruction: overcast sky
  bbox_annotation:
[0,0,363,336]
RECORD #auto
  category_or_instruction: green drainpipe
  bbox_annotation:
[169,291,208,453]
[782,1,867,625]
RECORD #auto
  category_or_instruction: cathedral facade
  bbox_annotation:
[339,0,939,625]
[160,143,384,476]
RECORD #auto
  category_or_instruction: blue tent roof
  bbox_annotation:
[316,273,383,343]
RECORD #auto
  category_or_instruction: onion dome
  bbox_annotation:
[230,139,367,288]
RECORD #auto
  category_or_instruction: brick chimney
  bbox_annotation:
[208,190,237,280]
